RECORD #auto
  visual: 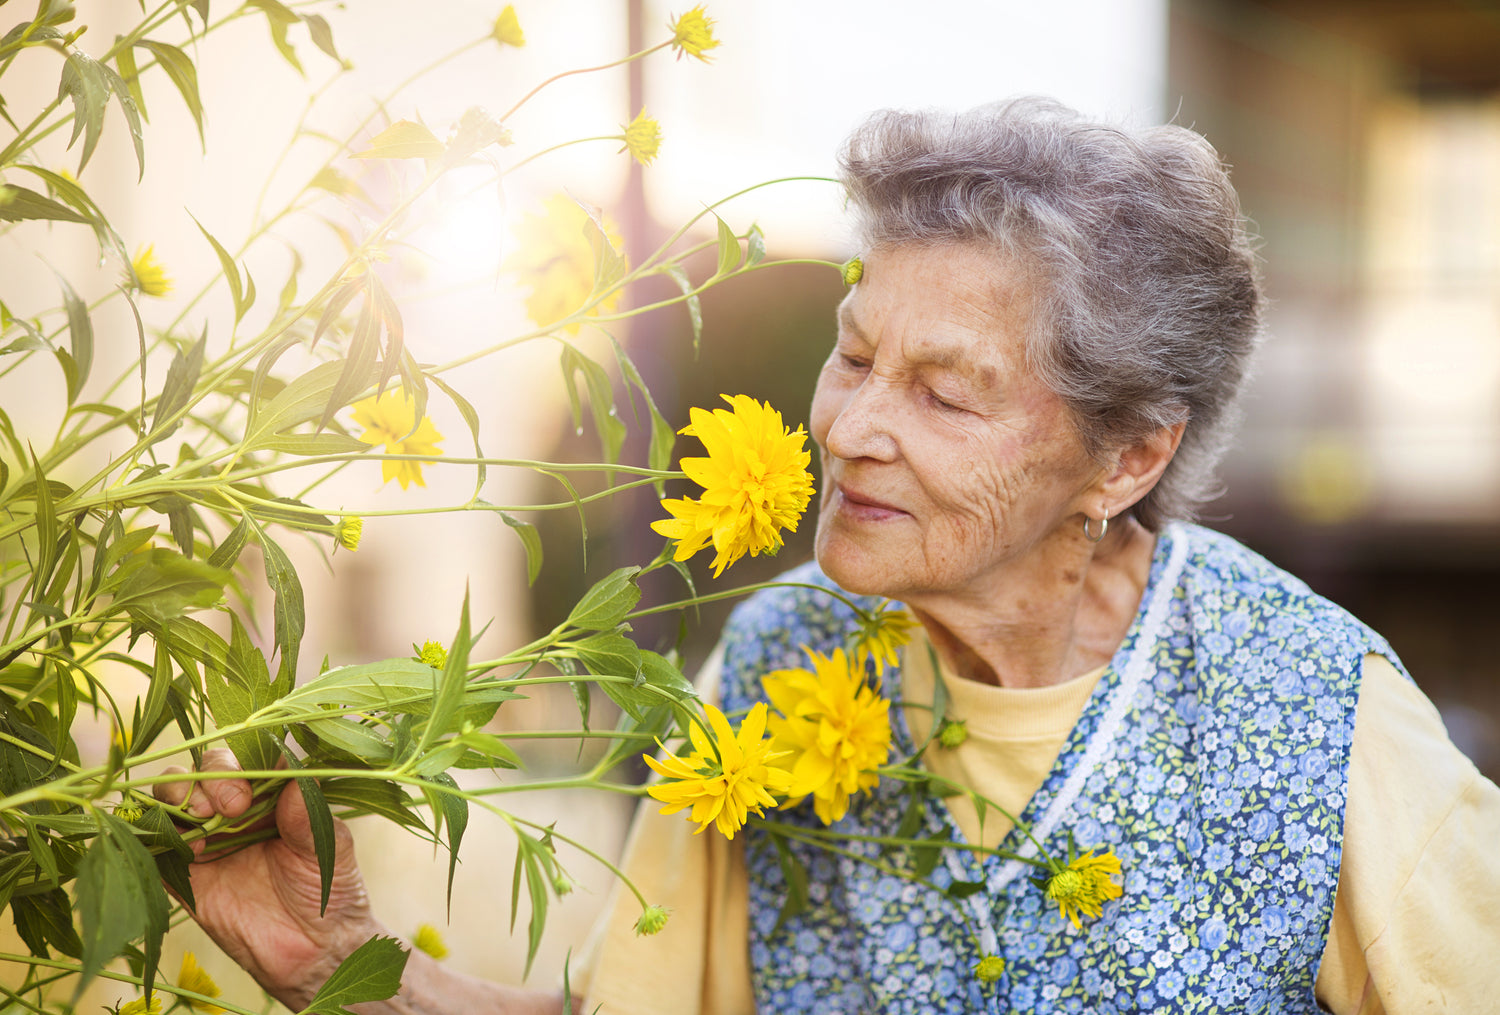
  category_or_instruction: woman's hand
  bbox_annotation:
[156,748,383,1011]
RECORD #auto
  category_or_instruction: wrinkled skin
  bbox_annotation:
[158,750,568,1014]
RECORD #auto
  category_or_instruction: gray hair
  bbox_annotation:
[838,97,1264,530]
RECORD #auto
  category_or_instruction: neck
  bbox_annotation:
[907,518,1157,689]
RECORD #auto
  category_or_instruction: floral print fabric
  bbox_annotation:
[719,523,1404,1013]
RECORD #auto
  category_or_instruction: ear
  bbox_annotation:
[1094,421,1186,518]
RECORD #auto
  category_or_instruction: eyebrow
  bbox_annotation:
[837,303,866,341]
[840,303,992,383]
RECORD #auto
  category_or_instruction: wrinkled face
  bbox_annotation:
[811,243,1102,603]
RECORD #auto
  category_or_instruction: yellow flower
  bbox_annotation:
[851,604,915,676]
[335,516,363,551]
[669,5,720,61]
[412,924,449,960]
[126,244,173,298]
[118,995,163,1015]
[505,194,624,333]
[633,904,670,936]
[492,5,525,46]
[620,108,662,166]
[176,952,223,1013]
[973,954,1006,984]
[763,648,892,825]
[1043,849,1123,928]
[644,702,792,839]
[416,640,448,668]
[651,395,815,577]
[351,388,444,489]
[841,256,863,286]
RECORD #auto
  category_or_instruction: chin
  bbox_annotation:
[815,528,907,599]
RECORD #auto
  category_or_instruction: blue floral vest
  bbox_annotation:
[718,523,1404,1014]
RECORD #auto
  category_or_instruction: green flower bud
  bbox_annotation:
[633,904,670,936]
[972,954,1005,983]
[841,256,863,286]
[937,718,969,749]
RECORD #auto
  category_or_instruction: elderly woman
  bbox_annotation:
[170,99,1500,1013]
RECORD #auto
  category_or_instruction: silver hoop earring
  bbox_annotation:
[1083,512,1109,543]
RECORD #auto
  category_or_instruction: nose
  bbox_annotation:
[822,376,899,463]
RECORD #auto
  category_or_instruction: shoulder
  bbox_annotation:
[1172,523,1403,672]
[1330,653,1500,1009]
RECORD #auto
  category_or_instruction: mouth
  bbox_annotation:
[834,484,907,519]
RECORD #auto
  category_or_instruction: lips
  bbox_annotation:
[835,484,906,517]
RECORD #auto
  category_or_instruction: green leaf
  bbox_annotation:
[566,567,641,631]
[247,358,379,449]
[746,223,766,265]
[137,40,203,148]
[351,120,443,160]
[74,815,170,1000]
[200,614,279,772]
[106,548,227,624]
[302,717,391,764]
[445,729,522,770]
[609,336,674,489]
[278,745,336,916]
[319,778,427,831]
[662,263,702,354]
[582,203,627,298]
[713,214,740,277]
[280,659,522,717]
[772,834,810,931]
[427,374,485,500]
[301,13,342,64]
[14,165,127,261]
[190,214,246,323]
[298,935,408,1015]
[206,516,251,569]
[947,879,986,900]
[559,345,625,463]
[114,38,147,121]
[12,887,81,959]
[55,273,92,404]
[98,61,144,179]
[0,185,88,224]
[599,648,693,722]
[258,433,370,457]
[147,331,206,446]
[245,0,304,76]
[56,49,110,171]
[415,587,470,758]
[133,806,194,910]
[28,445,59,596]
[309,167,373,206]
[320,295,380,431]
[253,522,305,689]
[497,511,542,586]
[424,772,467,916]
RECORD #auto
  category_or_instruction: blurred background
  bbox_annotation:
[2,0,1497,1002]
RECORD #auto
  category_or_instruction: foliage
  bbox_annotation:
[0,1,840,1009]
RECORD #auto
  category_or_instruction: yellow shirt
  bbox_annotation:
[582,638,1500,1014]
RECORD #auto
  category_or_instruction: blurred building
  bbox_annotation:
[1171,0,1500,775]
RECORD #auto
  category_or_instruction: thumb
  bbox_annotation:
[273,778,357,871]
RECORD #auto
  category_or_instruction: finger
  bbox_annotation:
[154,765,191,807]
[184,747,253,820]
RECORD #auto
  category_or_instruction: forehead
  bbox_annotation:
[838,244,1034,367]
